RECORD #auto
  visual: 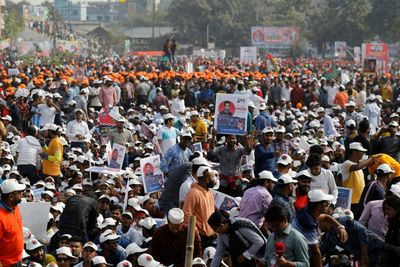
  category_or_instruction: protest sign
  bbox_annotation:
[20,202,51,241]
[214,93,248,135]
[240,46,257,64]
[32,188,44,201]
[193,142,202,153]
[108,143,126,169]
[8,68,20,76]
[140,155,164,194]
[212,190,239,211]
[336,187,352,210]
[85,166,126,176]
[141,122,156,141]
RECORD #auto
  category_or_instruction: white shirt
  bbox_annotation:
[362,102,381,135]
[309,168,338,205]
[179,175,196,204]
[157,126,180,154]
[66,120,92,143]
[356,90,367,108]
[281,85,292,102]
[16,136,42,167]
[89,87,102,107]
[38,104,56,127]
[327,85,339,106]
[171,98,185,116]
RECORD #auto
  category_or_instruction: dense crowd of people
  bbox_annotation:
[0,52,400,267]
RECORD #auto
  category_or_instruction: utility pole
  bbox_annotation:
[52,5,57,57]
[151,0,155,40]
[206,24,209,48]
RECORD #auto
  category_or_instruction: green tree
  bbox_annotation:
[167,0,311,48]
[4,5,24,38]
[305,0,369,54]
[367,0,400,42]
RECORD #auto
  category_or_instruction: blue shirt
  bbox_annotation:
[254,111,277,132]
[254,144,276,175]
[199,89,214,103]
[270,192,296,222]
[160,144,193,173]
[320,216,384,266]
[291,207,319,245]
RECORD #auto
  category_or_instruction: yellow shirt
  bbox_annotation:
[341,160,365,203]
[190,120,208,142]
[368,153,400,178]
[381,84,392,101]
[42,137,63,176]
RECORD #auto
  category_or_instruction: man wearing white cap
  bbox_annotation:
[56,247,77,267]
[292,189,348,267]
[73,241,98,267]
[157,113,180,154]
[25,239,57,266]
[254,103,277,136]
[316,107,338,137]
[0,179,26,267]
[340,142,376,211]
[358,163,393,214]
[270,174,297,222]
[151,208,202,267]
[189,111,208,143]
[160,130,193,175]
[98,230,126,266]
[239,170,276,228]
[41,123,63,186]
[362,94,380,135]
[183,166,216,249]
[66,109,91,152]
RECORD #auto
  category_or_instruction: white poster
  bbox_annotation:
[240,46,257,64]
[20,202,51,241]
[140,155,164,194]
[212,190,239,211]
[108,143,126,169]
[214,93,249,135]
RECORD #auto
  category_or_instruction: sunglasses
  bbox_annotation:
[57,257,69,262]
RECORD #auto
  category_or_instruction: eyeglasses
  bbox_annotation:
[57,257,69,262]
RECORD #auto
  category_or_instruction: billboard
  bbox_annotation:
[251,26,300,48]
[23,5,49,27]
[362,43,389,74]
